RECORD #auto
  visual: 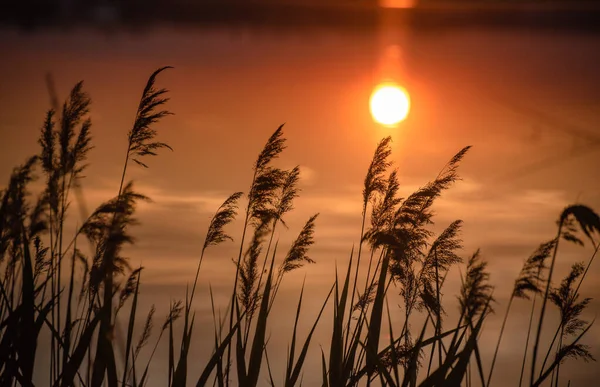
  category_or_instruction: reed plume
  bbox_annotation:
[422,220,463,288]
[353,138,393,348]
[550,263,591,335]
[363,137,393,208]
[239,226,267,315]
[487,240,555,387]
[363,169,402,249]
[514,240,556,299]
[353,280,378,314]
[459,250,494,324]
[280,214,318,274]
[117,267,143,312]
[135,305,156,360]
[247,125,287,227]
[59,81,93,178]
[163,300,184,331]
[225,125,287,384]
[204,192,243,250]
[274,166,301,227]
[189,191,243,311]
[532,263,596,387]
[127,66,173,168]
[531,204,600,385]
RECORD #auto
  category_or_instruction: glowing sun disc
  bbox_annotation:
[370,84,411,126]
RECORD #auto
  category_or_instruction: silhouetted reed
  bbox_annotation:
[0,69,598,387]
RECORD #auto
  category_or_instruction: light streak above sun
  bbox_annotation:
[370,83,411,126]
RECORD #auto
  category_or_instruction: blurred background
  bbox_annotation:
[2,1,600,386]
[3,0,600,31]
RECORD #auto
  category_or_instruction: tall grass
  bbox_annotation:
[0,68,598,387]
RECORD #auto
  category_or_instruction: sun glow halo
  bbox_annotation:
[369,83,410,126]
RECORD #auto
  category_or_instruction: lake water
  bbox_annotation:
[2,20,600,386]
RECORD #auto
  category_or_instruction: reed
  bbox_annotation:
[0,69,597,387]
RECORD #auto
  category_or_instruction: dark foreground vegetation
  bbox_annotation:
[0,67,598,387]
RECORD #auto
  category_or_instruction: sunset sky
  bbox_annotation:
[1,20,600,386]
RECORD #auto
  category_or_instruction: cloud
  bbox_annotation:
[299,164,318,186]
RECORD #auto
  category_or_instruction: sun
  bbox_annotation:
[369,83,411,126]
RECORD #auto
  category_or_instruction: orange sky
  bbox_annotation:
[1,25,600,386]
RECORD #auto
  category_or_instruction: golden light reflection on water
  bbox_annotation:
[379,0,417,9]
[371,1,414,130]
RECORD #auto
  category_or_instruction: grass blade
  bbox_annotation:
[122,267,142,387]
[328,249,353,387]
[196,313,246,387]
[246,254,276,387]
[287,284,333,387]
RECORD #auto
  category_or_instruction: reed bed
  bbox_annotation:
[0,68,597,387]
